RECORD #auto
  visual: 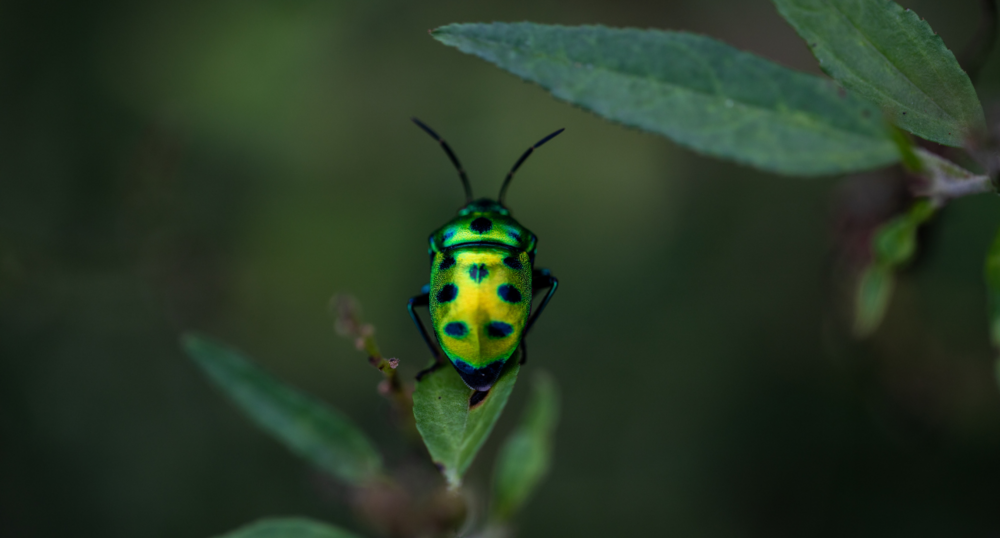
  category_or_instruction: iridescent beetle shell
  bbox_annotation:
[428,199,536,390]
[407,119,562,392]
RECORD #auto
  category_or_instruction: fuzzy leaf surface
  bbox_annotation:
[490,371,559,522]
[773,0,985,146]
[432,22,898,176]
[413,356,520,488]
[183,334,383,485]
[211,518,365,538]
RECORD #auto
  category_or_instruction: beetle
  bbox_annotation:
[406,119,562,392]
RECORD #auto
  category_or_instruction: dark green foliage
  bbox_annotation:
[490,372,559,523]
[854,201,936,337]
[412,354,521,487]
[182,334,384,485]
[432,23,899,176]
[773,0,986,146]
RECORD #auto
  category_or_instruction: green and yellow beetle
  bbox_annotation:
[407,119,562,392]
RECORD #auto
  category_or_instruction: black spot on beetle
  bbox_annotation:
[469,389,490,408]
[487,321,513,338]
[470,217,492,234]
[502,256,523,270]
[442,230,455,241]
[439,255,456,270]
[508,231,521,241]
[436,283,457,303]
[469,264,488,283]
[498,284,522,303]
[445,322,468,337]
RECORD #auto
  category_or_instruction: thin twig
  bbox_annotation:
[331,294,416,436]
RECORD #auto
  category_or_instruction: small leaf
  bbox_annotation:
[432,23,898,176]
[985,225,1000,347]
[854,263,895,338]
[872,199,934,265]
[413,355,520,488]
[490,371,560,523]
[773,0,986,146]
[855,200,936,337]
[182,334,383,485]
[211,518,366,538]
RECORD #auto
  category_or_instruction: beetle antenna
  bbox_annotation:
[411,118,473,204]
[498,128,564,205]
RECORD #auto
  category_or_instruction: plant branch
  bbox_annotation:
[331,294,416,436]
[910,148,996,205]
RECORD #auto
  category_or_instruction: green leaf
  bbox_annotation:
[211,518,366,538]
[872,199,934,265]
[432,23,898,176]
[772,0,986,147]
[182,333,383,485]
[855,200,936,337]
[854,263,895,338]
[412,355,521,488]
[490,371,559,523]
[985,225,1000,348]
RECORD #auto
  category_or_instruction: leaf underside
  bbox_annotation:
[182,334,383,485]
[773,0,985,147]
[413,354,520,488]
[432,22,898,176]
[211,518,365,538]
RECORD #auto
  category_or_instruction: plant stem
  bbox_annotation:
[931,173,994,202]
[332,294,417,437]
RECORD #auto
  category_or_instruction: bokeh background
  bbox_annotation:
[4,0,1000,536]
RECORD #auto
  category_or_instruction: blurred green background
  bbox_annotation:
[3,0,1000,536]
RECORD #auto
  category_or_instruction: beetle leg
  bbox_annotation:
[526,268,558,335]
[518,269,558,365]
[408,290,446,380]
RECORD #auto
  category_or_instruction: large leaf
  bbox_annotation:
[432,23,898,176]
[182,334,383,485]
[490,371,559,523]
[773,0,986,147]
[413,355,520,488]
[211,518,365,538]
[985,225,1000,348]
